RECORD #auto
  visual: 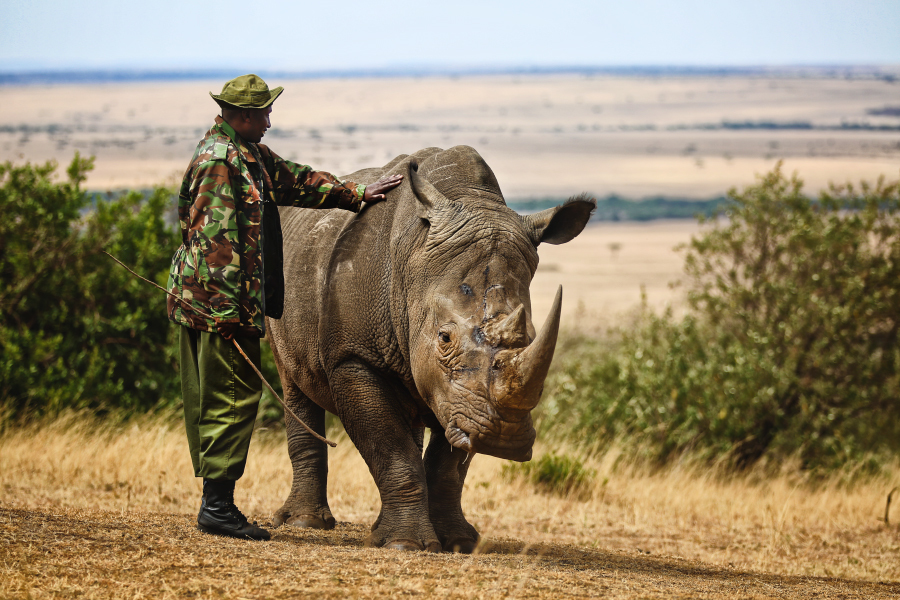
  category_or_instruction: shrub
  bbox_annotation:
[0,155,181,417]
[539,165,900,471]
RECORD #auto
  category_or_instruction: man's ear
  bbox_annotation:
[522,194,596,246]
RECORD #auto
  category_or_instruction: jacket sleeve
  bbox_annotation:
[184,158,242,323]
[257,145,366,211]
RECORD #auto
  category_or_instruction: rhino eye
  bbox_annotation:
[460,284,474,297]
[438,331,451,344]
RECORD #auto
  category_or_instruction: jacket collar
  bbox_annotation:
[212,116,257,162]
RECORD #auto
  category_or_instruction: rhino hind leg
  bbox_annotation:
[423,430,480,553]
[272,385,335,530]
[330,361,441,552]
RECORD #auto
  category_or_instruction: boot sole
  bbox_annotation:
[197,522,271,541]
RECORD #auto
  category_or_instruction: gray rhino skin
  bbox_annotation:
[267,146,595,552]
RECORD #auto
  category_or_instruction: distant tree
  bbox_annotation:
[0,155,181,417]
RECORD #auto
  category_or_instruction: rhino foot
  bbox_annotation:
[365,504,441,552]
[273,507,335,530]
[430,507,480,553]
[443,535,479,554]
[378,538,443,552]
[365,530,442,552]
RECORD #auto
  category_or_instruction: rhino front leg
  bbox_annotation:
[331,361,441,552]
[424,430,480,553]
[273,385,335,529]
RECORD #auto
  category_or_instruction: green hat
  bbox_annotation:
[210,74,283,109]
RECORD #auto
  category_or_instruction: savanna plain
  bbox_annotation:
[2,72,900,598]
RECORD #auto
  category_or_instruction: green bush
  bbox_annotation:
[540,165,900,471]
[502,452,595,497]
[0,155,181,417]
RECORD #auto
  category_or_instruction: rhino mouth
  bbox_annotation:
[445,419,474,453]
[444,411,536,462]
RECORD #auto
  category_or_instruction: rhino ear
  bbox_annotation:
[523,194,596,246]
[408,158,448,222]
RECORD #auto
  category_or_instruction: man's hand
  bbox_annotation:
[363,174,404,203]
[217,321,239,340]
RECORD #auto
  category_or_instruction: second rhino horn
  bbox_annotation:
[496,304,529,348]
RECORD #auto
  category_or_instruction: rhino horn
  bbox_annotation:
[408,158,447,220]
[498,286,562,411]
[496,304,529,348]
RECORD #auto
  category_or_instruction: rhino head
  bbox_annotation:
[403,151,595,462]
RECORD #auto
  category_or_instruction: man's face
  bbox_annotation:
[242,106,272,143]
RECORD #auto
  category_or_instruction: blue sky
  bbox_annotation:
[2,0,898,71]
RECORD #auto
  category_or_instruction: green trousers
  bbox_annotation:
[179,326,262,481]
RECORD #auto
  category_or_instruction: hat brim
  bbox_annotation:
[210,86,283,109]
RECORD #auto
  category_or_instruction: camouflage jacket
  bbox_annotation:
[166,117,366,337]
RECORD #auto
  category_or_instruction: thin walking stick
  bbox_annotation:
[103,251,337,448]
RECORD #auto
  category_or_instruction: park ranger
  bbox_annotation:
[167,74,402,540]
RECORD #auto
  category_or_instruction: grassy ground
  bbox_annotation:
[2,413,899,598]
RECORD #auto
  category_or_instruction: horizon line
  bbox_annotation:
[3,64,900,86]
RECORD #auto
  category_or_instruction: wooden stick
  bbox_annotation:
[102,251,336,447]
[886,486,898,525]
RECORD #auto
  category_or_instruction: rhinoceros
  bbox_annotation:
[267,145,595,552]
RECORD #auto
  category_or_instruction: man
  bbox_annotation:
[166,74,402,541]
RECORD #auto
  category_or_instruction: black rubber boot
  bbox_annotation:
[197,479,271,541]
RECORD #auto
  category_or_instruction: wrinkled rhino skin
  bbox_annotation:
[267,146,595,552]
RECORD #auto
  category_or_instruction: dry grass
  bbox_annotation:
[2,412,899,599]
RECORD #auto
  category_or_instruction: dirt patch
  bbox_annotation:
[2,505,897,599]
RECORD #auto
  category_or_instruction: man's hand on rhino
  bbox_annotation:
[364,174,404,203]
